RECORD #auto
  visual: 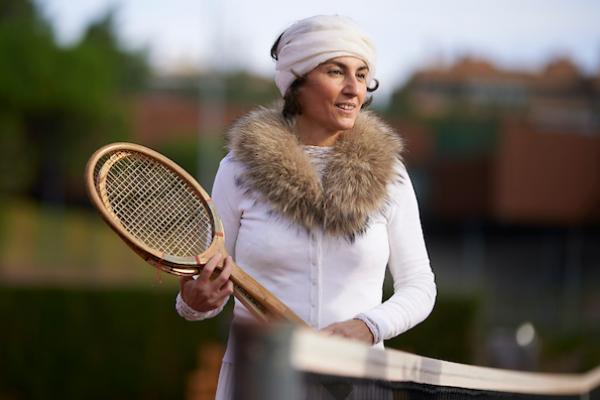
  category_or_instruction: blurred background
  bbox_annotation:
[1,0,599,398]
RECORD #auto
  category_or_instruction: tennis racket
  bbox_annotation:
[85,142,306,325]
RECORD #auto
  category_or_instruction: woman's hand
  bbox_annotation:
[321,319,374,344]
[179,253,234,313]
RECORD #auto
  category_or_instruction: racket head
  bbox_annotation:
[85,142,225,276]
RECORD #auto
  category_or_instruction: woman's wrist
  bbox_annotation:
[176,292,224,321]
[353,313,381,344]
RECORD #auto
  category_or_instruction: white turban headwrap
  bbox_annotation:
[274,15,377,96]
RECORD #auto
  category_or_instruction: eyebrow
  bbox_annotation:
[323,60,369,72]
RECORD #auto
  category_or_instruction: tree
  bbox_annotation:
[0,0,149,203]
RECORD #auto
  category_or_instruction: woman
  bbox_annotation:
[176,15,436,398]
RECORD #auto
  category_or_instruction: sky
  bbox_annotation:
[35,0,600,101]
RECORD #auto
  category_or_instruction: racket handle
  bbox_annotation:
[231,285,272,324]
[208,262,280,324]
[229,263,308,326]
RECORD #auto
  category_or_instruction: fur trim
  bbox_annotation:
[227,106,404,239]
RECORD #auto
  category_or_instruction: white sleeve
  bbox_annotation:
[175,292,226,321]
[356,165,436,343]
[175,153,243,321]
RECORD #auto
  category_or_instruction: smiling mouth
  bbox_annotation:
[336,103,356,111]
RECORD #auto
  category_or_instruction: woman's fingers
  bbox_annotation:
[178,253,234,313]
[198,252,223,282]
[216,281,235,302]
[179,275,194,291]
[211,256,233,289]
[179,275,197,303]
[221,280,234,296]
[321,322,341,335]
[320,320,374,344]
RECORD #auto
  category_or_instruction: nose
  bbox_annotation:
[342,75,360,97]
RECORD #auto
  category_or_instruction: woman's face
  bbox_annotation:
[297,56,369,135]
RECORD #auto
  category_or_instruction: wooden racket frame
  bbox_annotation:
[85,142,306,326]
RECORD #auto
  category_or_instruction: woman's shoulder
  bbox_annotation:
[216,152,245,176]
[393,159,408,177]
[212,153,247,202]
[384,160,416,210]
[219,152,236,165]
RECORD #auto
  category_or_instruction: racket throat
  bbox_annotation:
[232,283,273,324]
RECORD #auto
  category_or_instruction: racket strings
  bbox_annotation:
[112,155,212,254]
[103,156,191,249]
[95,151,214,257]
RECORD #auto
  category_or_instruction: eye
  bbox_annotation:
[356,72,367,81]
[328,68,344,76]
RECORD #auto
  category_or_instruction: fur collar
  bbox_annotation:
[227,106,404,239]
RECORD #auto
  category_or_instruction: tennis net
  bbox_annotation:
[231,325,600,400]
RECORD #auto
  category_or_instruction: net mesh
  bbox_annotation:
[300,373,596,400]
[93,150,214,257]
[231,326,600,400]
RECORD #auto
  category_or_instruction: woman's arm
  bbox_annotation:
[355,165,437,343]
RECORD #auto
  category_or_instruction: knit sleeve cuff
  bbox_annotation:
[354,313,382,345]
[175,292,227,321]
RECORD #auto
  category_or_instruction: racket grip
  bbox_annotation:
[229,263,308,326]
[232,285,272,324]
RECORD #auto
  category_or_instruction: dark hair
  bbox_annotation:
[271,33,379,120]
[270,32,284,61]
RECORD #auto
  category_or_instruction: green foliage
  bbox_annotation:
[157,139,201,180]
[221,71,279,106]
[79,11,149,93]
[158,135,227,190]
[540,332,600,373]
[0,286,230,399]
[0,1,55,103]
[431,116,499,158]
[0,113,34,194]
[0,199,176,286]
[160,71,279,107]
[0,0,149,201]
[385,296,480,364]
[385,86,415,120]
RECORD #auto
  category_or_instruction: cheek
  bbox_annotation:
[300,86,335,113]
[299,93,322,117]
[312,85,337,104]
[358,87,368,105]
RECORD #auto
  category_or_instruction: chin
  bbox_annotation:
[338,123,356,131]
[336,117,359,131]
